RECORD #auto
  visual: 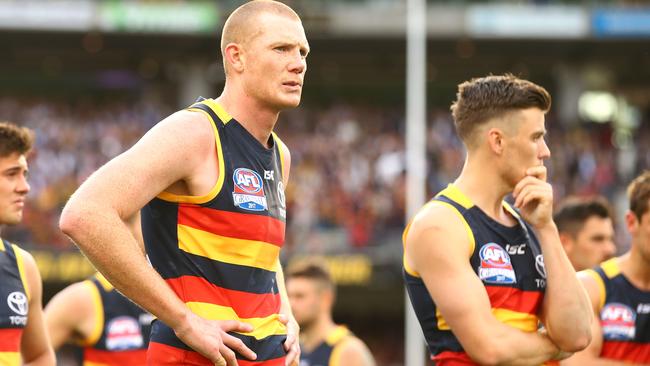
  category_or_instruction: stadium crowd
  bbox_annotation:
[1,96,647,253]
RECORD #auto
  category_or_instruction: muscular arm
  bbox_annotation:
[404,203,561,366]
[332,337,376,366]
[45,281,96,350]
[562,272,634,366]
[18,248,55,366]
[513,167,592,351]
[536,224,593,351]
[59,111,255,364]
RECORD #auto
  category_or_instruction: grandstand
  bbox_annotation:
[1,1,650,365]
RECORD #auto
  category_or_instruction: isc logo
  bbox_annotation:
[233,168,262,194]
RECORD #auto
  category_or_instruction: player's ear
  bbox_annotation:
[224,43,245,73]
[487,127,505,155]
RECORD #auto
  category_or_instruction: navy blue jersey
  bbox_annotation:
[0,240,29,366]
[585,258,650,362]
[403,185,547,365]
[79,273,152,366]
[300,326,351,366]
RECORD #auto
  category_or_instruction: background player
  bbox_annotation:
[0,121,55,366]
[286,260,375,366]
[564,171,650,365]
[45,272,152,366]
[554,196,617,271]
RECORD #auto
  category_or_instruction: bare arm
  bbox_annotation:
[513,166,592,351]
[59,111,255,365]
[18,248,55,366]
[405,203,562,366]
[44,281,96,350]
[332,337,376,366]
[562,272,634,366]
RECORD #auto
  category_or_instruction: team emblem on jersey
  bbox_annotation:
[7,291,27,316]
[232,168,268,211]
[478,243,517,284]
[601,303,636,340]
[106,316,144,350]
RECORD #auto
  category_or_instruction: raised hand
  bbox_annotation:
[512,165,554,228]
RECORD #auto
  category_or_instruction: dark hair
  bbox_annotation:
[628,171,650,220]
[286,259,335,292]
[450,74,551,144]
[554,196,612,237]
[0,122,34,158]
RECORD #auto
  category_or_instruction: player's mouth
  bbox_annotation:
[282,81,302,91]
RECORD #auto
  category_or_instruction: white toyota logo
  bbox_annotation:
[535,254,547,279]
[7,291,28,316]
[277,181,286,207]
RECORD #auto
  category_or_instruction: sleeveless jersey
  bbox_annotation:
[584,258,650,362]
[142,98,288,365]
[299,326,352,366]
[403,185,547,365]
[0,240,29,366]
[78,273,152,366]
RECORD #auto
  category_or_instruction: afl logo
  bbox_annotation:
[7,291,28,316]
[233,168,263,194]
[479,243,512,268]
[601,303,636,340]
[106,316,144,350]
[478,243,516,284]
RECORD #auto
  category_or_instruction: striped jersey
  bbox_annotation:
[0,240,29,366]
[142,98,288,365]
[299,326,352,366]
[403,185,547,365]
[584,258,650,362]
[78,273,152,366]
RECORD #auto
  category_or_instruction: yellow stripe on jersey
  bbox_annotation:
[437,184,473,210]
[186,302,286,340]
[12,245,30,301]
[95,273,114,292]
[272,132,288,180]
[178,225,281,271]
[80,280,104,347]
[601,258,621,279]
[0,240,5,251]
[326,326,350,346]
[437,307,538,332]
[201,99,232,124]
[84,362,108,366]
[157,104,225,205]
[0,352,20,365]
[583,269,607,311]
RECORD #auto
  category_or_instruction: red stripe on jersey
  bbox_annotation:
[601,340,650,363]
[178,205,285,246]
[165,276,281,318]
[238,357,286,366]
[485,286,543,315]
[0,329,21,351]
[84,348,147,365]
[433,351,477,365]
[147,342,210,365]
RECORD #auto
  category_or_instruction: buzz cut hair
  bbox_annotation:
[554,196,612,238]
[220,0,301,74]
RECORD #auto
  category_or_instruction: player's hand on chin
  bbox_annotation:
[174,311,257,366]
[512,165,554,228]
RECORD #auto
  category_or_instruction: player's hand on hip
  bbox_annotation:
[174,311,257,366]
[513,165,554,228]
[279,313,301,366]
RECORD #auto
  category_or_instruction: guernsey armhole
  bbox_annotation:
[12,245,30,300]
[156,108,225,204]
[80,280,104,347]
